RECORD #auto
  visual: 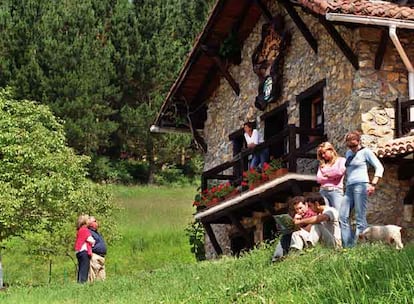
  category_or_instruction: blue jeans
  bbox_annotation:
[339,182,368,248]
[76,251,90,283]
[320,188,343,211]
[271,233,292,261]
[250,148,269,169]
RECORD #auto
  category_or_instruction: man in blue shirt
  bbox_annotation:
[88,216,107,281]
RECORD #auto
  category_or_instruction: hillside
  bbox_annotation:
[1,185,413,303]
[1,244,414,303]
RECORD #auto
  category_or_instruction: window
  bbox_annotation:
[297,80,326,145]
[261,103,288,159]
[396,98,414,137]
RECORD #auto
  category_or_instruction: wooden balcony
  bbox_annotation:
[201,124,326,190]
[197,124,326,255]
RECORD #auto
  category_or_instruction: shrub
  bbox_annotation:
[154,164,193,186]
[88,157,149,184]
[185,220,205,261]
[0,88,118,255]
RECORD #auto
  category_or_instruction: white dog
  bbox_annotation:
[359,225,404,250]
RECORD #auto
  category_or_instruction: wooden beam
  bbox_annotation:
[204,174,236,181]
[279,0,318,54]
[253,0,273,22]
[189,65,218,115]
[212,56,240,96]
[233,0,254,31]
[200,45,240,96]
[202,222,223,255]
[319,18,359,70]
[375,29,388,70]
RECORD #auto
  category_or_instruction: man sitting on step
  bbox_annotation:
[290,193,342,251]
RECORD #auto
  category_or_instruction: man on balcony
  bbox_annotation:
[244,121,269,170]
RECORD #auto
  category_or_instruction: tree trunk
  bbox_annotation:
[146,136,155,184]
[0,255,3,288]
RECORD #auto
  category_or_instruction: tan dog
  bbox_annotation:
[359,225,404,250]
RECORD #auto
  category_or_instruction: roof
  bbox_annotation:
[153,0,261,132]
[153,0,414,133]
[299,0,414,19]
[374,135,414,158]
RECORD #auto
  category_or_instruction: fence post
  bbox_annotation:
[0,255,3,288]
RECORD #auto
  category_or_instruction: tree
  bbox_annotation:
[114,0,213,181]
[0,88,117,286]
[0,0,215,183]
[0,0,120,155]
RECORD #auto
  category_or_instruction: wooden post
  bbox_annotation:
[202,222,223,256]
[375,30,388,70]
[201,174,207,191]
[396,98,401,138]
[254,222,264,244]
[288,124,297,172]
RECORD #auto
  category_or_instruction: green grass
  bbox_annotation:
[1,184,197,285]
[107,185,196,274]
[1,244,414,303]
[1,185,414,303]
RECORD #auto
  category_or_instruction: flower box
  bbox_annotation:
[268,168,289,180]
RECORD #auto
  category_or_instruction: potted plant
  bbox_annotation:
[241,168,268,190]
[215,182,239,201]
[263,158,288,179]
[192,182,239,209]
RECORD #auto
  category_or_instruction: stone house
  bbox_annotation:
[152,0,414,258]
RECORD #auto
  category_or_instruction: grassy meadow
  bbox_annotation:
[0,185,197,285]
[1,185,414,303]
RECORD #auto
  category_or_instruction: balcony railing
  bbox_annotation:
[395,99,414,138]
[201,124,326,191]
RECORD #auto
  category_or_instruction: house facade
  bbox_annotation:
[153,0,414,258]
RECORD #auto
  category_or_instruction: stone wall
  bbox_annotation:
[202,2,414,255]
[356,28,413,231]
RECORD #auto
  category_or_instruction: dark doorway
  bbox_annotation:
[262,104,288,159]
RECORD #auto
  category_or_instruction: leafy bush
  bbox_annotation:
[185,220,205,261]
[154,164,195,186]
[88,157,149,184]
[116,159,149,183]
[0,88,117,255]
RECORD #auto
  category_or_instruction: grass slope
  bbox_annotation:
[107,185,196,274]
[1,244,414,303]
[1,185,414,303]
[1,185,196,285]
